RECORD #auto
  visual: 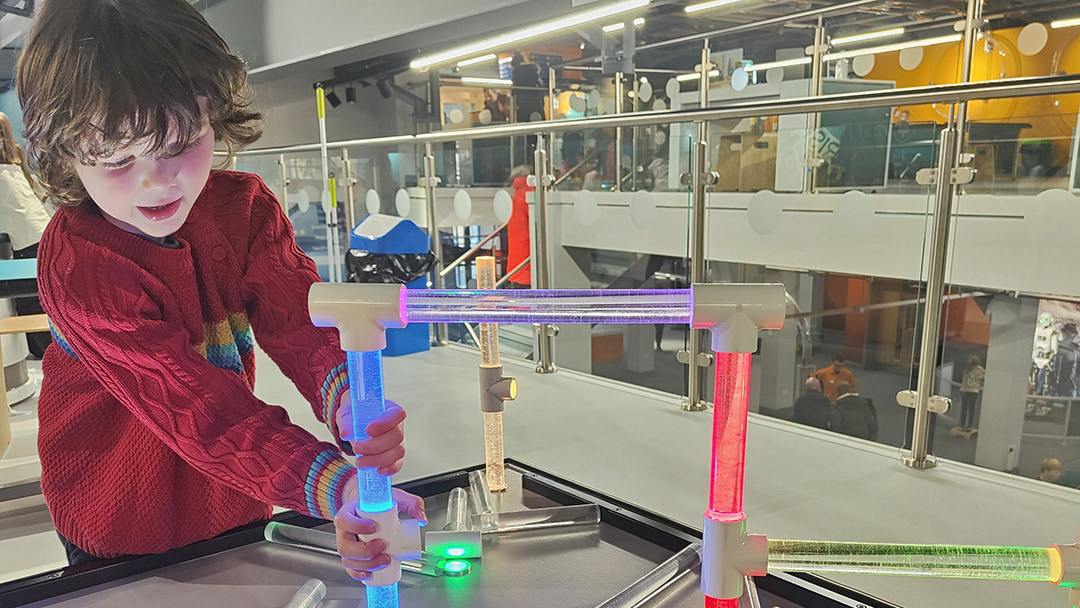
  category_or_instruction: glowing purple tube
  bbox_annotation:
[403,289,692,324]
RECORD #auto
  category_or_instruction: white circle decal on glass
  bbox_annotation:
[299,186,316,214]
[652,98,667,111]
[568,92,587,113]
[603,98,617,115]
[394,188,411,217]
[747,190,782,234]
[365,189,381,215]
[448,108,465,124]
[665,77,681,98]
[588,90,601,109]
[852,54,875,77]
[630,190,656,230]
[573,190,600,226]
[478,108,492,124]
[453,189,472,221]
[638,80,653,103]
[529,111,543,121]
[898,47,924,71]
[1018,23,1048,57]
[837,190,874,232]
[493,189,514,223]
[654,130,667,146]
[731,67,749,91]
[765,66,785,84]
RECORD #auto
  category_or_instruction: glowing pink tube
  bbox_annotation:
[402,289,691,324]
[707,352,752,518]
[704,352,753,608]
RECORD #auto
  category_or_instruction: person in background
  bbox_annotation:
[0,111,52,357]
[17,0,420,579]
[792,377,838,431]
[958,355,986,433]
[814,352,858,403]
[833,381,878,441]
[510,53,544,162]
[1038,458,1062,483]
[505,165,533,289]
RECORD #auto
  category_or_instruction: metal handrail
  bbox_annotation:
[226,75,1080,157]
[495,257,530,289]
[439,223,510,278]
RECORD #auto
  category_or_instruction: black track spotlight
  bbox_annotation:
[345,85,357,103]
[325,89,342,108]
[376,78,393,99]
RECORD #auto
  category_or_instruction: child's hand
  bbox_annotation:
[334,487,427,581]
[336,399,407,476]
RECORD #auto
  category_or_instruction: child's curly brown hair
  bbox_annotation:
[16,0,263,207]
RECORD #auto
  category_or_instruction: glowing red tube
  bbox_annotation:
[704,352,753,608]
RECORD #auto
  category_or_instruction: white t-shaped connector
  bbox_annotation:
[309,283,407,352]
[690,284,786,353]
[358,503,423,587]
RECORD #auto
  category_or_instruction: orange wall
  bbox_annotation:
[865,25,1080,167]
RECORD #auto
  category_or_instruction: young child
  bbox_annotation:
[17,0,422,580]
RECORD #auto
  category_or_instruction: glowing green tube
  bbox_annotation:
[767,540,1061,582]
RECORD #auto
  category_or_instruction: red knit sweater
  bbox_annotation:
[37,171,356,558]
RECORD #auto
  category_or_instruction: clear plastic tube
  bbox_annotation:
[474,504,601,534]
[476,256,506,491]
[483,412,506,491]
[403,289,692,324]
[468,469,499,531]
[282,578,326,608]
[767,540,1059,581]
[596,543,702,608]
[444,487,469,532]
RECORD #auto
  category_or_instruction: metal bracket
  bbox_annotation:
[915,168,937,186]
[533,323,559,337]
[896,389,951,415]
[679,171,720,187]
[676,350,714,367]
[526,174,554,188]
[420,176,442,187]
[914,168,976,186]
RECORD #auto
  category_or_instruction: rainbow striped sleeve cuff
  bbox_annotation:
[304,450,354,520]
[320,363,349,433]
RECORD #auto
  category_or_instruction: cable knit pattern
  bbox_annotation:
[36,171,355,558]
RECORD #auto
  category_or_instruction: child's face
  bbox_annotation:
[75,99,214,239]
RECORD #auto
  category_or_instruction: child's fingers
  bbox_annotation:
[364,402,406,437]
[392,489,427,525]
[351,424,405,458]
[354,444,405,473]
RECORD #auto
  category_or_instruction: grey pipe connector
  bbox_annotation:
[691,284,786,354]
[479,365,517,413]
[1054,544,1080,586]
[700,517,769,600]
[309,283,406,352]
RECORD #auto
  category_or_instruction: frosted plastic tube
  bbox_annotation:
[596,543,702,608]
[472,504,601,534]
[476,257,506,491]
[403,289,692,324]
[282,578,326,608]
[444,487,470,532]
[263,522,441,577]
[468,469,499,531]
[767,540,1059,581]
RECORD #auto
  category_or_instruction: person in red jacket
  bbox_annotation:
[17,0,422,581]
[506,165,534,288]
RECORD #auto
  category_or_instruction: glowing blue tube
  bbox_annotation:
[346,350,399,607]
[347,350,394,513]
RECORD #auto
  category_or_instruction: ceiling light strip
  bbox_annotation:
[831,27,905,46]
[410,0,650,70]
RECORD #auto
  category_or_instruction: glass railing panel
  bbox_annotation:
[939,93,1080,487]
